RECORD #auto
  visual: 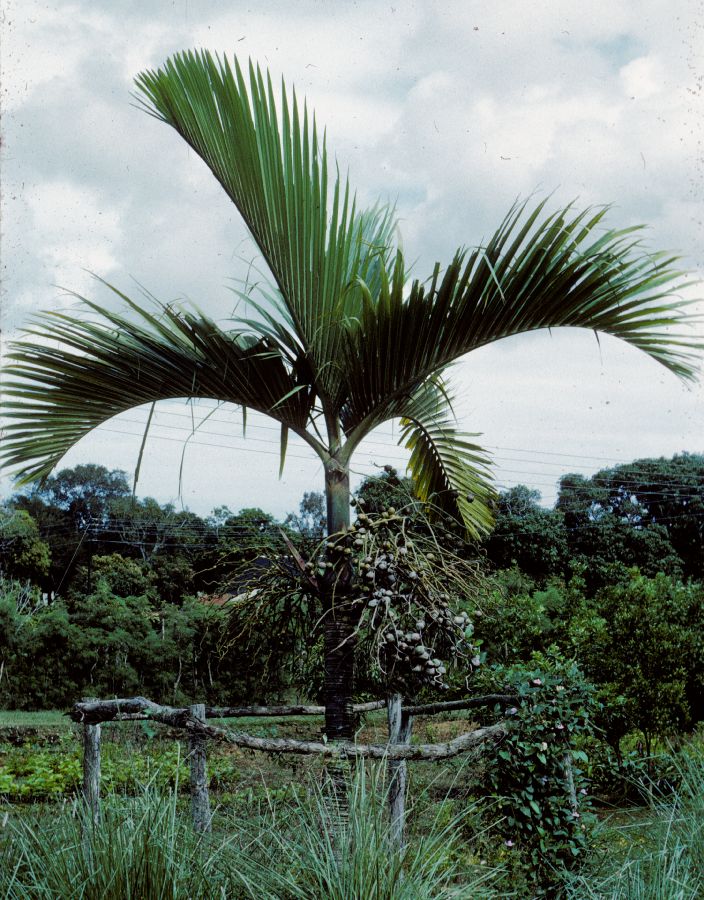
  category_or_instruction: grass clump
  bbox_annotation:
[564,753,704,899]
[231,764,501,899]
[0,764,502,899]
[0,789,227,899]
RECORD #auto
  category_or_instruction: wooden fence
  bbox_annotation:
[71,693,518,840]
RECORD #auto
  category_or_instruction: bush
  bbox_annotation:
[585,739,682,803]
[474,568,577,664]
[481,653,597,891]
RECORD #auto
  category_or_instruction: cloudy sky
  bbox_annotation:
[1,0,702,519]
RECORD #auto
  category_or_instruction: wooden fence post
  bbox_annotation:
[387,694,413,850]
[189,703,211,833]
[82,703,101,827]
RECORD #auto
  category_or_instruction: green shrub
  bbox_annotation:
[570,573,704,756]
[585,739,682,803]
[483,653,597,891]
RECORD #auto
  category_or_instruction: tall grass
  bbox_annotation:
[231,763,501,899]
[6,755,701,898]
[0,765,502,899]
[564,753,704,899]
[0,789,228,899]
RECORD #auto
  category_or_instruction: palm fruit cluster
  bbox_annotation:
[309,498,482,691]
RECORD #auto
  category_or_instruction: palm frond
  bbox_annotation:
[340,377,495,537]
[396,379,496,538]
[339,199,702,432]
[0,283,316,484]
[134,50,397,403]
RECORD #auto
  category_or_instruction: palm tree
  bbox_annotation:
[1,50,700,740]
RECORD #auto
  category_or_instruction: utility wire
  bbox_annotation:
[126,400,704,468]
[54,523,92,594]
[113,409,704,479]
[88,422,704,489]
[17,483,704,539]
[72,510,704,545]
[29,496,704,540]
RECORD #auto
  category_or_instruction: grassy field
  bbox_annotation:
[0,707,383,733]
[0,710,69,728]
[0,707,476,747]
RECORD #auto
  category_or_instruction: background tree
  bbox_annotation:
[586,454,703,579]
[569,573,704,758]
[557,455,698,591]
[71,552,152,599]
[483,486,568,581]
[472,565,585,668]
[10,465,131,594]
[355,469,416,516]
[284,491,326,547]
[0,507,51,585]
[105,497,206,564]
[32,464,131,530]
[197,507,284,594]
[1,51,700,739]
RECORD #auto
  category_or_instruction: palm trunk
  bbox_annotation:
[321,458,355,855]
[324,617,355,740]
[323,459,355,741]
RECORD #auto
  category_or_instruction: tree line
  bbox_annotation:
[0,455,702,737]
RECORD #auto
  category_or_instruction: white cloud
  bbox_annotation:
[620,55,666,99]
[26,181,122,297]
[0,1,113,112]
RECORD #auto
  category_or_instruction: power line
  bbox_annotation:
[114,408,704,478]
[89,422,704,488]
[73,510,704,552]
[19,479,704,540]
[14,483,704,535]
[145,400,694,459]
[118,416,704,484]
[55,523,92,594]
[82,508,704,537]
[127,400,704,468]
[97,401,700,471]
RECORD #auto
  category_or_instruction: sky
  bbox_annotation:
[1,0,703,520]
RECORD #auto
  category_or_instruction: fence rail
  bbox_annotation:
[71,693,517,838]
[70,697,388,725]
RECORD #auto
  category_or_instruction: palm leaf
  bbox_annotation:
[133,401,155,497]
[0,282,317,484]
[339,199,702,433]
[395,379,495,537]
[134,51,397,404]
